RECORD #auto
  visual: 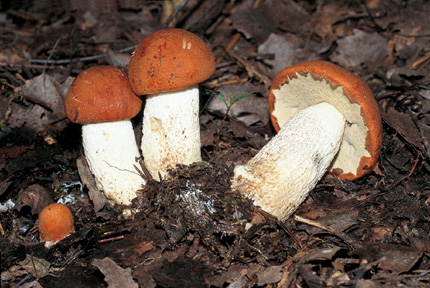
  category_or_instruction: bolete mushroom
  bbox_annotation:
[65,65,144,205]
[39,203,75,243]
[268,60,382,180]
[232,61,382,221]
[128,28,215,180]
[232,103,345,221]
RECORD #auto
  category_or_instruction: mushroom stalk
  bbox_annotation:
[141,85,202,180]
[82,120,144,205]
[231,102,345,221]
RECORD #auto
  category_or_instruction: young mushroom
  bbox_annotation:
[232,61,382,221]
[128,28,215,180]
[39,203,75,243]
[65,65,144,205]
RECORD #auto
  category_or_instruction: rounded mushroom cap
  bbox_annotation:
[268,60,382,180]
[128,28,215,95]
[65,65,142,124]
[38,203,75,242]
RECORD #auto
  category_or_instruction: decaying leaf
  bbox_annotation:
[330,29,388,73]
[258,33,319,77]
[92,257,138,288]
[14,184,54,215]
[76,156,107,213]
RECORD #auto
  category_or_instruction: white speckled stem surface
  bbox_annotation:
[232,102,345,221]
[82,120,145,205]
[141,85,202,181]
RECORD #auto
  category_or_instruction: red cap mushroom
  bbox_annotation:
[268,60,382,180]
[128,28,215,180]
[232,61,382,221]
[39,203,75,243]
[65,65,144,205]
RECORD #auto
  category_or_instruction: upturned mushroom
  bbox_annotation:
[232,61,382,221]
[39,203,75,243]
[65,65,144,205]
[268,60,382,180]
[128,28,215,180]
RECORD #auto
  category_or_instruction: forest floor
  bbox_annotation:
[1,0,430,287]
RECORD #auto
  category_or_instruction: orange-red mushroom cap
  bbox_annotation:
[65,66,142,124]
[128,28,215,95]
[39,203,75,242]
[268,60,382,180]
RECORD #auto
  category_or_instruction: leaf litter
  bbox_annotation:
[1,1,430,287]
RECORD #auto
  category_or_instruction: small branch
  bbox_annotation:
[30,46,137,65]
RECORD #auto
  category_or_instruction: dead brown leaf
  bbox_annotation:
[330,29,388,73]
[313,4,356,45]
[14,184,54,215]
[382,108,426,157]
[256,265,283,286]
[92,257,138,288]
[76,156,107,213]
[231,4,277,44]
[352,243,422,274]
[258,33,320,77]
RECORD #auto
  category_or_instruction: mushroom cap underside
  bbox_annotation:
[268,60,382,180]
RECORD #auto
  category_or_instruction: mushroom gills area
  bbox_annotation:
[141,85,202,181]
[232,102,345,221]
[271,73,370,175]
[82,120,144,205]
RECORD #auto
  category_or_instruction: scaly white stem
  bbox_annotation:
[82,120,145,205]
[232,102,345,221]
[141,85,202,181]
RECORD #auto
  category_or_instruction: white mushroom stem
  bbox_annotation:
[82,120,145,205]
[231,102,346,221]
[141,85,202,181]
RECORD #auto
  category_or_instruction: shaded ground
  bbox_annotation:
[1,0,430,287]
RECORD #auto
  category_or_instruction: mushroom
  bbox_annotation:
[232,103,345,220]
[232,61,382,221]
[39,203,75,243]
[65,65,144,205]
[268,60,382,180]
[128,28,215,180]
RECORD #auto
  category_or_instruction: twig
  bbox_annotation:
[30,46,137,65]
[162,0,191,28]
[384,153,420,191]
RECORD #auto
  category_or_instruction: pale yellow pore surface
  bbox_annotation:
[271,73,370,175]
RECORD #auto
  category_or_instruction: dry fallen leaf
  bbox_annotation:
[231,4,277,43]
[14,184,54,215]
[382,108,427,157]
[10,73,69,134]
[330,29,388,73]
[92,257,138,288]
[76,156,107,213]
[258,33,319,77]
[256,265,283,286]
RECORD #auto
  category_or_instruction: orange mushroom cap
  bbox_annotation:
[38,203,75,242]
[128,28,215,95]
[268,60,382,180]
[65,65,142,124]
